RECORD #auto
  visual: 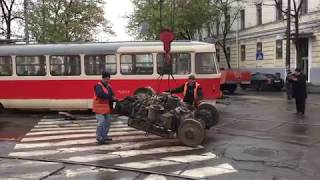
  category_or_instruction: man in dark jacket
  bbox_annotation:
[168,74,203,107]
[290,68,307,115]
[285,71,293,100]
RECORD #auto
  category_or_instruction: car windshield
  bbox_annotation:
[265,74,275,78]
[252,73,267,80]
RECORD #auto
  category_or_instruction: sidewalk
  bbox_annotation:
[308,84,320,94]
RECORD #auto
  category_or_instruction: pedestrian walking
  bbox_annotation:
[289,68,307,116]
[92,71,117,145]
[285,71,293,100]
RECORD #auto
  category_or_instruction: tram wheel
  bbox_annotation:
[178,119,205,147]
[195,103,219,128]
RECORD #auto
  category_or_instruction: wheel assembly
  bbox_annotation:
[115,92,219,147]
[178,119,205,147]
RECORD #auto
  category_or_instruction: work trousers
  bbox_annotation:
[96,114,111,143]
[295,98,306,114]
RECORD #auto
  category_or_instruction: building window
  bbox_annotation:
[0,56,12,76]
[16,56,46,76]
[240,9,245,30]
[300,0,308,15]
[50,55,81,76]
[84,54,116,75]
[226,47,231,61]
[241,45,246,61]
[121,54,153,75]
[157,53,191,75]
[257,42,262,52]
[276,40,283,59]
[195,53,218,74]
[276,0,283,20]
[256,3,262,25]
[216,48,220,62]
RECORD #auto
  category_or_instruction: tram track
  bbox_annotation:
[0,155,203,180]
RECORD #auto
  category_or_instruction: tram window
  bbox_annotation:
[16,56,46,76]
[157,53,191,74]
[84,55,116,75]
[50,55,81,76]
[120,54,153,75]
[195,53,218,74]
[0,56,12,76]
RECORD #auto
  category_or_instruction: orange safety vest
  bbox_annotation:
[92,82,111,114]
[183,82,200,100]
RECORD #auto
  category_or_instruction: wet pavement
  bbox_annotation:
[0,91,320,180]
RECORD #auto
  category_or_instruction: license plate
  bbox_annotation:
[274,80,280,83]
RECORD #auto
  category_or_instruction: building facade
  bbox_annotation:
[214,0,320,85]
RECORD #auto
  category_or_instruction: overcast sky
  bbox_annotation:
[103,0,133,41]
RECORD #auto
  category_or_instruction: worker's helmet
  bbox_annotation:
[188,74,195,80]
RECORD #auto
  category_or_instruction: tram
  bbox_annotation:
[0,41,221,111]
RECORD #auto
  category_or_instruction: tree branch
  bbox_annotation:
[273,0,287,15]
[0,1,8,20]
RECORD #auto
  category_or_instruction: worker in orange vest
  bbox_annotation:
[93,71,117,145]
[168,74,203,107]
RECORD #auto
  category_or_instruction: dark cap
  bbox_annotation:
[188,74,195,80]
[102,71,110,78]
[295,68,301,72]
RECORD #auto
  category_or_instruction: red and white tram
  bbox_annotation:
[0,41,221,111]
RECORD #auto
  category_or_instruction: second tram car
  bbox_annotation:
[0,41,221,111]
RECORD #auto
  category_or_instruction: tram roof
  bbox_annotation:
[0,41,212,56]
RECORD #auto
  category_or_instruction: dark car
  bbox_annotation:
[250,72,284,91]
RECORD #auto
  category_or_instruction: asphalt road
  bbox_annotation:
[0,91,319,180]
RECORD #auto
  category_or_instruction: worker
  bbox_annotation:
[93,71,116,145]
[168,74,203,107]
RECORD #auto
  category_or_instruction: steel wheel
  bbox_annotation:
[178,119,205,147]
[195,104,219,128]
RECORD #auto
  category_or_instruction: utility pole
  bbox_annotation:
[285,0,291,72]
[24,0,29,44]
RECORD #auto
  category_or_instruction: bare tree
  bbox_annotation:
[0,0,23,39]
[207,0,242,69]
[274,0,305,69]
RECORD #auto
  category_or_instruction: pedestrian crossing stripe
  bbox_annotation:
[9,116,238,179]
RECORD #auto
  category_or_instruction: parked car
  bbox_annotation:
[250,72,284,91]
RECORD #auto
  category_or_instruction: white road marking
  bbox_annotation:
[66,154,120,162]
[161,154,216,163]
[63,146,203,163]
[111,146,202,157]
[9,117,238,179]
[33,123,128,129]
[10,138,176,157]
[9,150,60,157]
[116,159,179,169]
[176,164,238,178]
[30,126,134,132]
[21,130,145,142]
[58,138,177,153]
[64,167,118,178]
[26,127,137,136]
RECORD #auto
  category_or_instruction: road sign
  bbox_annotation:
[256,52,264,60]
